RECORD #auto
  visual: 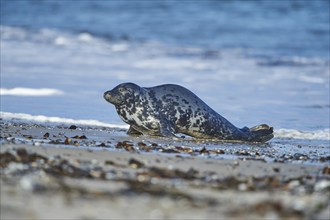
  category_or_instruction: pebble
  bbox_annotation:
[314,180,330,192]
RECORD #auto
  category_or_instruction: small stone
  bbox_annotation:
[97,143,106,147]
[288,180,300,189]
[64,137,71,145]
[199,147,208,154]
[104,160,115,165]
[33,142,41,146]
[69,125,77,129]
[238,183,248,191]
[322,166,330,174]
[273,167,280,172]
[43,132,50,138]
[138,142,147,147]
[314,180,330,192]
[128,158,144,169]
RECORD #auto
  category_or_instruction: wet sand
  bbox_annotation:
[1,120,329,219]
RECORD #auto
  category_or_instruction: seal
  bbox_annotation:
[104,83,273,142]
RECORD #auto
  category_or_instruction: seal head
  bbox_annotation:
[104,83,161,135]
[104,83,141,106]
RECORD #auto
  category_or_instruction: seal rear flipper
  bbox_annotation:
[249,124,274,142]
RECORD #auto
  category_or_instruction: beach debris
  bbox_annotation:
[116,141,135,152]
[137,142,152,151]
[314,180,330,192]
[22,134,33,139]
[0,149,48,168]
[138,166,199,180]
[104,160,116,166]
[322,166,330,175]
[199,146,208,154]
[71,135,88,139]
[209,149,225,154]
[69,125,77,129]
[64,137,72,145]
[128,158,145,169]
[0,152,17,168]
[273,167,280,173]
[293,153,309,160]
[49,139,64,145]
[123,178,218,207]
[137,142,147,147]
[43,132,50,138]
[236,150,250,156]
[157,148,180,153]
[320,156,330,162]
[226,199,304,219]
[175,146,193,153]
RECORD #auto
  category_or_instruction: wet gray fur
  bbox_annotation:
[104,83,273,142]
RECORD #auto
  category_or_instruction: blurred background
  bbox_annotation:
[1,0,329,132]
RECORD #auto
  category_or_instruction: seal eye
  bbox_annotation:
[118,87,125,93]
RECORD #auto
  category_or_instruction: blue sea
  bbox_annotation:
[1,0,329,141]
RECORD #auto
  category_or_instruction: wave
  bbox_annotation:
[1,112,329,141]
[0,112,129,129]
[257,56,329,67]
[0,87,64,96]
[274,128,330,141]
[0,25,129,52]
[2,25,329,68]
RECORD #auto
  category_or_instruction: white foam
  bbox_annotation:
[298,75,325,84]
[0,112,129,129]
[275,128,330,141]
[0,88,64,96]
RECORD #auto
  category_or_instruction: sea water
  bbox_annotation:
[1,1,329,141]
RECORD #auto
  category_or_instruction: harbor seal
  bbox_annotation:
[104,83,273,142]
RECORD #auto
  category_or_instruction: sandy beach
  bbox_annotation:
[1,119,329,219]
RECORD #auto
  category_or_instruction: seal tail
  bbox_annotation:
[248,124,274,143]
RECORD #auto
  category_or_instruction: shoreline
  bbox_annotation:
[1,111,330,141]
[1,119,330,219]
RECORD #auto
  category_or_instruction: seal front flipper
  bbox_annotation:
[127,126,143,136]
[158,123,177,138]
[248,124,274,142]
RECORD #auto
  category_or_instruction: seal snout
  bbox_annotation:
[104,90,122,105]
[104,91,115,103]
[103,91,111,100]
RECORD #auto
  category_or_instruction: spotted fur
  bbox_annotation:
[104,83,273,142]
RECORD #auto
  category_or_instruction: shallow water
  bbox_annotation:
[1,1,329,142]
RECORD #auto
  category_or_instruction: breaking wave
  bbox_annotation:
[0,87,64,96]
[275,128,330,141]
[0,112,129,129]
